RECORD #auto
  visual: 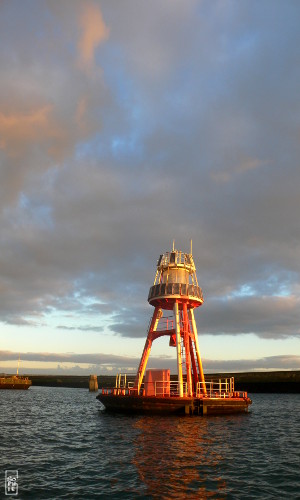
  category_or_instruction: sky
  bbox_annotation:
[1,0,300,376]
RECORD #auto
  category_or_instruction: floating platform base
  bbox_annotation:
[0,376,32,390]
[97,393,252,416]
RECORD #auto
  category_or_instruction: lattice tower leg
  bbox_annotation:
[188,308,207,395]
[134,307,162,393]
[183,302,193,397]
[174,301,184,397]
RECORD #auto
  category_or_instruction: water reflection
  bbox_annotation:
[133,416,228,499]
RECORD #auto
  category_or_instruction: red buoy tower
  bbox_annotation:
[97,242,252,415]
[134,241,207,398]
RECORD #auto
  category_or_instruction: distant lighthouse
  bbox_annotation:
[134,241,207,398]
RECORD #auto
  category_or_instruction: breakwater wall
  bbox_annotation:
[26,371,300,393]
[230,371,300,393]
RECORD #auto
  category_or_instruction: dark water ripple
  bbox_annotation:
[1,388,300,498]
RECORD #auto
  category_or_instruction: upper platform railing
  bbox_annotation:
[148,283,203,302]
[157,251,195,269]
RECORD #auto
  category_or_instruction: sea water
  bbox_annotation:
[1,387,299,499]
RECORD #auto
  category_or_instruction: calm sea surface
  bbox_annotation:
[1,387,299,499]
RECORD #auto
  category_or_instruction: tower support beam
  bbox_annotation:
[134,307,162,393]
[183,302,193,397]
[189,308,207,395]
[173,301,184,397]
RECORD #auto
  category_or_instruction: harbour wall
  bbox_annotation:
[22,371,300,392]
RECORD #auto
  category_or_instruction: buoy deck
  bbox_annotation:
[97,391,252,416]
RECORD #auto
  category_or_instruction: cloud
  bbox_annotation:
[0,1,108,206]
[1,350,299,374]
[1,1,300,373]
[203,355,300,373]
[197,294,300,339]
[0,106,52,156]
[211,157,269,183]
[0,349,134,365]
[77,1,109,70]
[57,325,104,333]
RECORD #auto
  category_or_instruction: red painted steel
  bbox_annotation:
[97,244,252,415]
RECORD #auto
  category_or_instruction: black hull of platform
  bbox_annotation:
[97,393,251,416]
[0,384,31,390]
[97,394,191,415]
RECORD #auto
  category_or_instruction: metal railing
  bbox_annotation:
[155,316,174,331]
[147,316,193,333]
[101,378,188,397]
[158,251,194,268]
[196,377,247,398]
[197,377,234,398]
[148,283,203,301]
[100,374,248,399]
[129,380,188,397]
[115,373,135,389]
[153,381,188,397]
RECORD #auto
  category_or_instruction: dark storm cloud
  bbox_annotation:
[0,0,300,347]
[196,294,300,339]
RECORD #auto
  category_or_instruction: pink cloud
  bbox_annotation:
[77,2,109,70]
